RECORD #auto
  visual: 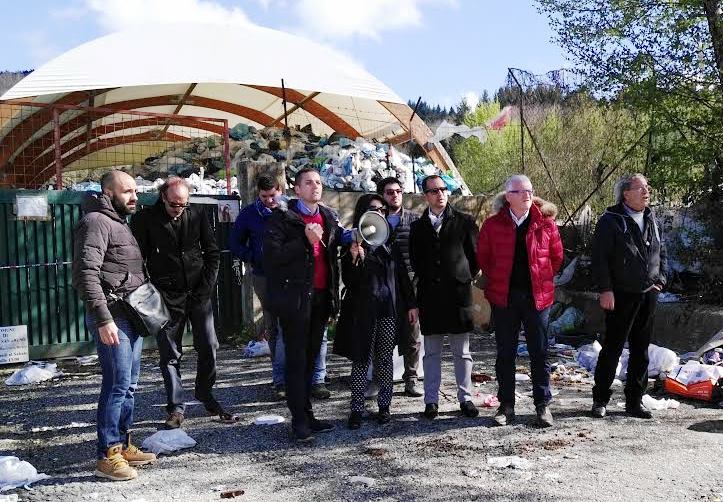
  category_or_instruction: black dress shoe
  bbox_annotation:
[377,407,391,424]
[309,418,335,433]
[423,403,438,419]
[625,402,652,419]
[347,411,362,430]
[293,427,314,443]
[460,400,479,418]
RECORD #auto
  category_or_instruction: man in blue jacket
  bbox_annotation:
[230,174,331,401]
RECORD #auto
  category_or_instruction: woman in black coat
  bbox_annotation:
[334,194,418,429]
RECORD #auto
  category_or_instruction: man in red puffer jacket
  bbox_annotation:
[477,174,563,428]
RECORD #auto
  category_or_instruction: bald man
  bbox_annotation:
[131,177,229,429]
[73,170,157,481]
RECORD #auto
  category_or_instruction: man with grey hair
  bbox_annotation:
[477,173,563,427]
[591,173,668,419]
[131,176,233,429]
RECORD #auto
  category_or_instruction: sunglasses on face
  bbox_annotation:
[507,189,533,196]
[424,187,448,195]
[368,205,386,212]
[385,189,403,195]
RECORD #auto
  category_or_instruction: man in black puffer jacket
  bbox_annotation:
[73,170,156,481]
[131,177,226,429]
[591,173,668,420]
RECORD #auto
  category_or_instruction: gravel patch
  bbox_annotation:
[1,332,722,501]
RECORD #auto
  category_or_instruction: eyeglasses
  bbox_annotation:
[507,189,534,196]
[165,201,190,209]
[626,185,652,193]
[368,205,386,212]
[384,189,403,195]
[424,187,448,195]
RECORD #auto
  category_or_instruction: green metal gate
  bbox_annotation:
[0,190,243,359]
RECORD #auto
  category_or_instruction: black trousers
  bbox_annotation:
[592,289,658,405]
[279,289,331,435]
[157,298,220,414]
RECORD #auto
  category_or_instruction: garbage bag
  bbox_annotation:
[667,361,723,385]
[548,307,584,337]
[0,456,50,492]
[242,340,270,358]
[141,429,196,456]
[5,362,61,386]
[641,394,680,410]
[647,344,679,377]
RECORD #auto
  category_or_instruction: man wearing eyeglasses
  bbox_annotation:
[409,175,480,420]
[131,177,233,429]
[377,177,422,397]
[591,173,668,420]
[477,174,563,428]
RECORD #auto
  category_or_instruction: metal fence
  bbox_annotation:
[0,189,243,359]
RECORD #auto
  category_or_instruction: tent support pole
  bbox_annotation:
[53,107,63,190]
[223,119,231,195]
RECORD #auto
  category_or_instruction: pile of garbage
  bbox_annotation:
[70,125,464,195]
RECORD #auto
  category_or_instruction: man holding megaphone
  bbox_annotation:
[334,194,418,429]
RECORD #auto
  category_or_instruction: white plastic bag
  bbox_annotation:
[647,344,679,376]
[242,340,270,358]
[5,362,61,386]
[0,456,50,492]
[141,429,196,455]
[642,394,680,410]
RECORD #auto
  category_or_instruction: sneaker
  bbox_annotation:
[536,405,554,428]
[404,379,423,397]
[625,401,652,419]
[493,405,515,426]
[273,385,286,401]
[164,411,184,429]
[95,445,138,481]
[311,383,331,400]
[309,418,335,433]
[377,407,391,424]
[423,403,438,420]
[122,443,156,466]
[348,411,362,430]
[460,400,479,418]
[591,401,607,418]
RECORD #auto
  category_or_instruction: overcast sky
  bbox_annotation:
[0,0,568,109]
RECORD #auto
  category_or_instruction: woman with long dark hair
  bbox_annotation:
[334,194,418,429]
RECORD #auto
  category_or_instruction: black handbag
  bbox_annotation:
[108,272,171,338]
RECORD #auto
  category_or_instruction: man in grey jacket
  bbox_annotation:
[72,170,156,481]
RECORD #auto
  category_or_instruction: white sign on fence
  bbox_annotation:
[0,325,29,365]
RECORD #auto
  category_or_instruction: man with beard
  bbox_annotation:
[377,176,422,397]
[73,170,156,481]
[131,177,229,429]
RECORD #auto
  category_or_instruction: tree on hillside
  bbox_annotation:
[536,0,723,203]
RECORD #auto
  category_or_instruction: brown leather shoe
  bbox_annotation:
[165,411,184,429]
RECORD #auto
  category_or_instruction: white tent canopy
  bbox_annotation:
[0,22,462,189]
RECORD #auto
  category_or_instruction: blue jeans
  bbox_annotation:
[270,325,327,387]
[88,312,143,458]
[492,289,551,408]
